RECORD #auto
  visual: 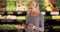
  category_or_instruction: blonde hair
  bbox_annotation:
[27,0,40,16]
[29,1,40,11]
[27,1,38,7]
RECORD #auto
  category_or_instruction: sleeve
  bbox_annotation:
[26,13,30,26]
[26,14,29,24]
[35,14,44,32]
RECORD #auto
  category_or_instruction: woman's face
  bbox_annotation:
[28,1,40,16]
[28,6,40,16]
[28,3,37,12]
[28,7,36,12]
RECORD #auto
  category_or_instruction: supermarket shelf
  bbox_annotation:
[0,11,60,15]
[53,26,60,31]
[0,19,25,24]
[0,24,24,30]
[53,26,60,29]
[0,15,60,20]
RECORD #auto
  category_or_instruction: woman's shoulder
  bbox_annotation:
[39,13,43,16]
[39,13,44,18]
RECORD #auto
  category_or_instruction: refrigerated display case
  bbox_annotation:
[0,0,60,32]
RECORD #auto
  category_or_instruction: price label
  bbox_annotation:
[0,12,4,14]
[50,12,59,15]
[52,16,60,19]
[7,12,13,14]
[41,11,46,15]
[17,12,22,14]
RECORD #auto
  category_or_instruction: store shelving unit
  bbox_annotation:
[0,0,60,32]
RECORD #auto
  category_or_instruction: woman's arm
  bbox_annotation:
[35,15,44,31]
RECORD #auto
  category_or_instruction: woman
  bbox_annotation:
[25,0,44,32]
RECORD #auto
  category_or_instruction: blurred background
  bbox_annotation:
[0,0,60,32]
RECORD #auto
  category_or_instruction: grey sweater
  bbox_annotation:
[26,13,44,32]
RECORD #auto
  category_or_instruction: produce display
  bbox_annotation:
[6,0,16,11]
[0,0,60,32]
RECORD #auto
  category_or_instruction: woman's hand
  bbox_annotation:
[28,25,36,30]
[21,24,26,29]
[15,24,26,29]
